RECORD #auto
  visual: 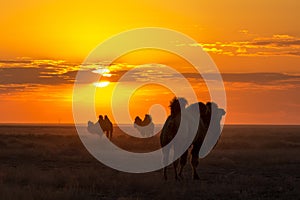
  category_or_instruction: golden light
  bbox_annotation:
[92,68,110,74]
[92,68,112,77]
[93,81,110,88]
[102,73,112,77]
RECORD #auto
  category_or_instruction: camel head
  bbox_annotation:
[134,116,142,126]
[206,102,226,123]
[169,97,188,117]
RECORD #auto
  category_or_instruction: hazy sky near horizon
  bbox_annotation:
[0,0,300,124]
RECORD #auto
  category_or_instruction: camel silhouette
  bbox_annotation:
[134,114,154,137]
[87,115,113,139]
[160,97,226,180]
[87,120,102,135]
[99,115,113,139]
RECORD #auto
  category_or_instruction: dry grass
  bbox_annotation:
[0,125,299,199]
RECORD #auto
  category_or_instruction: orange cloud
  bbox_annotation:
[1,59,300,124]
[188,34,300,57]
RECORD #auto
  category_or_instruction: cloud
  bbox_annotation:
[219,73,300,85]
[0,60,32,64]
[0,67,74,85]
[103,64,300,85]
[189,34,300,57]
[0,59,85,86]
[0,60,138,93]
[0,84,29,94]
[99,64,300,91]
[251,35,300,47]
[1,60,300,95]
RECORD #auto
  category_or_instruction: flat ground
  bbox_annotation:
[0,125,299,200]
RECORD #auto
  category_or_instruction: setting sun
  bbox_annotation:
[93,81,110,88]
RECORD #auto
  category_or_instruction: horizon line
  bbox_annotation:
[0,123,299,126]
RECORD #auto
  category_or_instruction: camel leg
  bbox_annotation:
[162,146,170,180]
[191,155,199,180]
[173,159,179,180]
[178,150,188,179]
[191,144,200,180]
[163,167,167,180]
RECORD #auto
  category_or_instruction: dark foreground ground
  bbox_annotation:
[0,125,299,200]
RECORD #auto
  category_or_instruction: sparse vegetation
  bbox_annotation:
[0,125,299,199]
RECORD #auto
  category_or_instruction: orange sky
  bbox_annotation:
[0,0,300,124]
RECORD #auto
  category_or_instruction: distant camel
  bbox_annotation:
[104,115,113,139]
[87,115,113,139]
[87,121,102,135]
[98,115,113,139]
[160,97,225,180]
[134,114,155,137]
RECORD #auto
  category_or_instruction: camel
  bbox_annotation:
[87,120,102,135]
[99,115,113,139]
[134,114,155,137]
[160,97,226,180]
[87,115,113,139]
[104,115,113,139]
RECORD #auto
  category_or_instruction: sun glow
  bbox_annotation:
[92,68,110,74]
[92,68,112,77]
[93,81,110,88]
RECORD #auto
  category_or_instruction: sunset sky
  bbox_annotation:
[1,0,299,124]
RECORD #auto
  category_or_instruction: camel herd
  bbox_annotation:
[87,97,226,180]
